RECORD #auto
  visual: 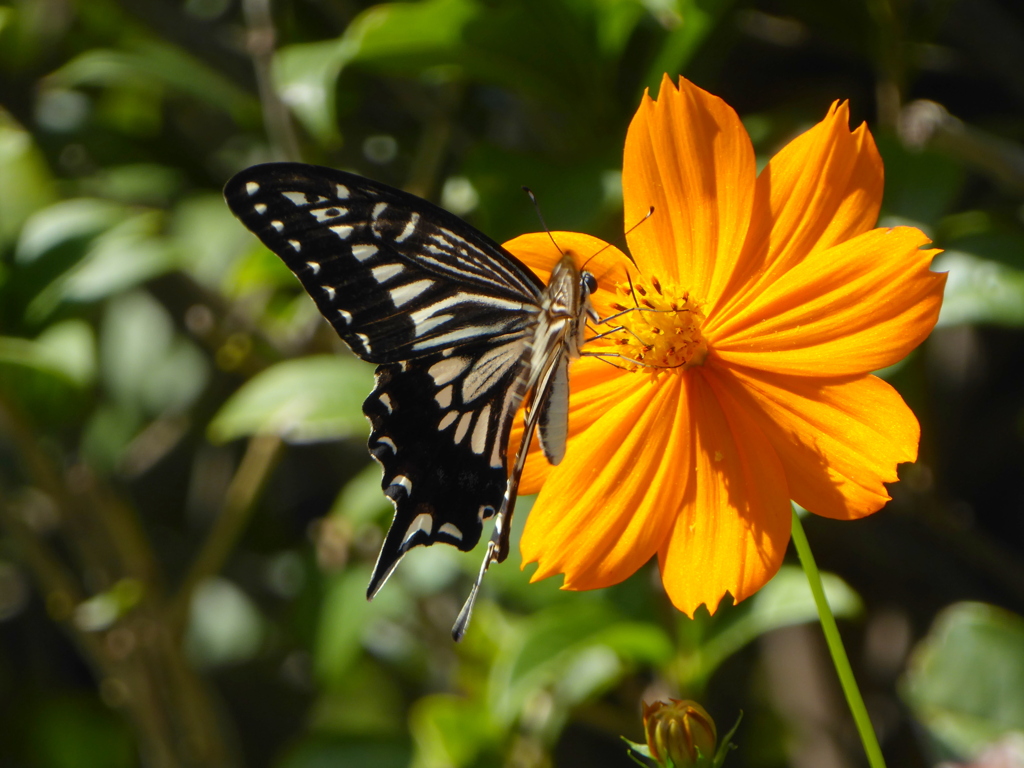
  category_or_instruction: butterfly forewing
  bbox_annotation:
[224,163,545,364]
[224,162,564,606]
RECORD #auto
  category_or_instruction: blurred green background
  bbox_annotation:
[2,0,1024,766]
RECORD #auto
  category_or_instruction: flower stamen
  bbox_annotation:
[594,275,708,371]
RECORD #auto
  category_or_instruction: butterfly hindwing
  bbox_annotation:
[363,339,530,595]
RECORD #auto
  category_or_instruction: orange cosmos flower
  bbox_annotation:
[504,74,946,616]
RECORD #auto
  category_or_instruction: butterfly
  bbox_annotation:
[224,162,598,639]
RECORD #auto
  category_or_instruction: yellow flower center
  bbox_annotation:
[599,274,708,371]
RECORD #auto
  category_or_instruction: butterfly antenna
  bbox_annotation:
[626,271,641,309]
[580,206,653,273]
[523,187,563,256]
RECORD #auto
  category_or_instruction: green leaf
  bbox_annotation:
[329,462,392,527]
[49,39,258,123]
[313,565,409,687]
[461,146,616,244]
[100,291,208,417]
[27,694,134,768]
[15,198,126,266]
[489,601,672,723]
[16,202,175,322]
[208,355,374,443]
[0,111,57,249]
[277,735,410,768]
[933,251,1024,327]
[680,565,862,688]
[409,693,500,768]
[0,320,96,423]
[79,163,184,206]
[0,319,95,387]
[272,0,481,145]
[643,0,737,91]
[274,0,641,146]
[185,577,266,668]
[877,133,965,230]
[902,602,1024,760]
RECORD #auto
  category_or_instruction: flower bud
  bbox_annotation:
[642,699,717,767]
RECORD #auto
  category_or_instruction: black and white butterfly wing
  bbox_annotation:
[224,163,548,596]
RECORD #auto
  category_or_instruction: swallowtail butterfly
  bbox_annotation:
[225,163,597,639]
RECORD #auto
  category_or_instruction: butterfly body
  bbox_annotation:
[224,163,595,633]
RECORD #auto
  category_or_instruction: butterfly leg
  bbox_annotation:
[451,353,555,640]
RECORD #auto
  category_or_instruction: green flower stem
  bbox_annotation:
[790,510,887,768]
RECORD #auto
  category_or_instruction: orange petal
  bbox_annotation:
[622,74,756,311]
[511,357,631,494]
[716,103,885,320]
[503,231,633,319]
[711,226,946,376]
[520,374,687,590]
[711,364,919,519]
[658,370,791,616]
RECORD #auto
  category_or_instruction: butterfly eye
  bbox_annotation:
[582,271,598,296]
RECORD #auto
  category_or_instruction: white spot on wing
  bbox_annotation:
[372,202,388,220]
[330,224,354,240]
[337,309,353,325]
[311,207,347,222]
[453,412,473,444]
[336,184,350,199]
[439,411,457,430]
[395,212,420,243]
[439,227,470,247]
[322,285,336,299]
[246,181,260,195]
[439,523,463,541]
[271,220,284,231]
[356,333,372,353]
[306,261,320,274]
[413,313,452,337]
[352,244,377,262]
[254,203,267,214]
[470,404,491,455]
[282,191,309,206]
[371,263,403,283]
[389,279,434,308]
[289,239,301,251]
[435,385,453,409]
[379,393,393,414]
[403,512,432,545]
[427,357,470,386]
[392,475,413,496]
[376,436,396,454]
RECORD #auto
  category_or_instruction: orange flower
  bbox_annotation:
[504,75,945,616]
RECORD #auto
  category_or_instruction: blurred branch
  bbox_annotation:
[392,80,463,200]
[0,496,88,630]
[169,432,282,635]
[0,392,118,587]
[866,0,904,130]
[243,0,302,161]
[0,392,239,767]
[147,273,291,377]
[899,100,1024,197]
